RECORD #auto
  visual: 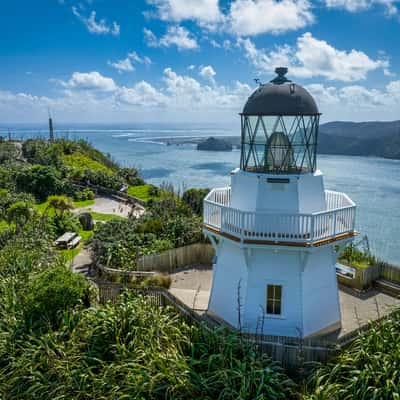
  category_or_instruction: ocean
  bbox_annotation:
[3,123,400,265]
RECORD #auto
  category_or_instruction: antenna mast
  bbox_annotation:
[48,109,54,142]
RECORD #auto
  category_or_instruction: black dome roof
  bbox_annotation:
[242,67,319,115]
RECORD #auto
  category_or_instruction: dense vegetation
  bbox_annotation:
[305,311,400,399]
[91,190,205,269]
[338,245,377,268]
[0,137,399,399]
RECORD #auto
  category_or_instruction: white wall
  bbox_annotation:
[302,245,341,337]
[230,170,326,214]
[208,240,248,327]
[243,249,303,337]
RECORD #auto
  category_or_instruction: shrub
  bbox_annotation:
[23,265,92,329]
[16,165,63,201]
[305,309,400,399]
[74,188,95,201]
[141,274,172,289]
[182,188,210,215]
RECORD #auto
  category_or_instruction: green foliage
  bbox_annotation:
[0,293,296,399]
[118,167,145,186]
[305,309,400,399]
[339,245,377,268]
[0,142,19,163]
[63,152,113,174]
[141,274,172,289]
[16,164,64,201]
[91,195,204,270]
[182,188,210,215]
[90,211,125,221]
[6,201,33,232]
[49,211,81,238]
[127,184,161,202]
[73,188,95,201]
[23,265,92,329]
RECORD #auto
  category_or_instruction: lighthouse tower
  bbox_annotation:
[203,68,357,338]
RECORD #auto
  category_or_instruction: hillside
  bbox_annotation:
[318,120,400,159]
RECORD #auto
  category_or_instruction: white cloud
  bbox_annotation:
[163,67,251,108]
[227,0,314,35]
[108,58,135,73]
[1,72,400,123]
[72,6,120,36]
[108,52,152,73]
[146,0,222,27]
[116,82,168,107]
[199,65,217,84]
[210,39,232,49]
[239,32,390,81]
[144,26,199,50]
[62,71,117,91]
[325,0,398,15]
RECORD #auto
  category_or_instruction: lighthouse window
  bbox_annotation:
[266,285,282,315]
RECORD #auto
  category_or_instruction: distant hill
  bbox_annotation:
[318,120,400,160]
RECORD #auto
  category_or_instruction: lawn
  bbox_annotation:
[90,212,125,222]
[63,153,113,174]
[35,199,95,214]
[127,184,161,202]
[73,199,95,208]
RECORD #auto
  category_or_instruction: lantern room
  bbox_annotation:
[240,67,320,174]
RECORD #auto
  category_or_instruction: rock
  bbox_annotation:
[79,212,94,231]
[197,137,232,151]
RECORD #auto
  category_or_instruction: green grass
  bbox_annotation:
[339,258,370,269]
[60,246,81,263]
[63,153,113,174]
[90,212,125,222]
[73,199,95,208]
[35,199,95,214]
[127,184,161,202]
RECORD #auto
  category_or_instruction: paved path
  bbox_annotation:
[74,196,145,218]
[169,266,400,337]
[71,248,92,277]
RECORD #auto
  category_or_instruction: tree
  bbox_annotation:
[7,201,33,233]
[16,165,62,201]
[46,195,74,217]
[182,188,210,215]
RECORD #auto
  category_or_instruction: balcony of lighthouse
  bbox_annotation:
[203,186,356,247]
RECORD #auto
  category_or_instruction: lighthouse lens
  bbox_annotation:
[240,114,319,174]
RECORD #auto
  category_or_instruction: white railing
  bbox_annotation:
[203,187,356,245]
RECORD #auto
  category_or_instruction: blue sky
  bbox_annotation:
[0,0,399,124]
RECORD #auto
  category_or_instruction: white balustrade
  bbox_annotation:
[204,187,356,245]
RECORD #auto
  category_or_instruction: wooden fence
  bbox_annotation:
[337,261,400,291]
[136,243,214,273]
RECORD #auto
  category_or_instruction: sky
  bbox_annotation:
[0,0,399,125]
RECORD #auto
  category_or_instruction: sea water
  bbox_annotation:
[3,123,400,265]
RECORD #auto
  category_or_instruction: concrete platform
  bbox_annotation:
[169,266,400,339]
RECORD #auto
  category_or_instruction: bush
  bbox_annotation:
[305,309,400,399]
[141,274,172,289]
[182,188,210,215]
[16,165,63,201]
[23,265,92,329]
[0,293,296,399]
[74,188,95,201]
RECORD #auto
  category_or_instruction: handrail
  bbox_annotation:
[203,187,356,245]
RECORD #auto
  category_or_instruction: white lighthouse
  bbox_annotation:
[203,68,357,338]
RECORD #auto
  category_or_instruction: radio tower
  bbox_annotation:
[48,109,54,142]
